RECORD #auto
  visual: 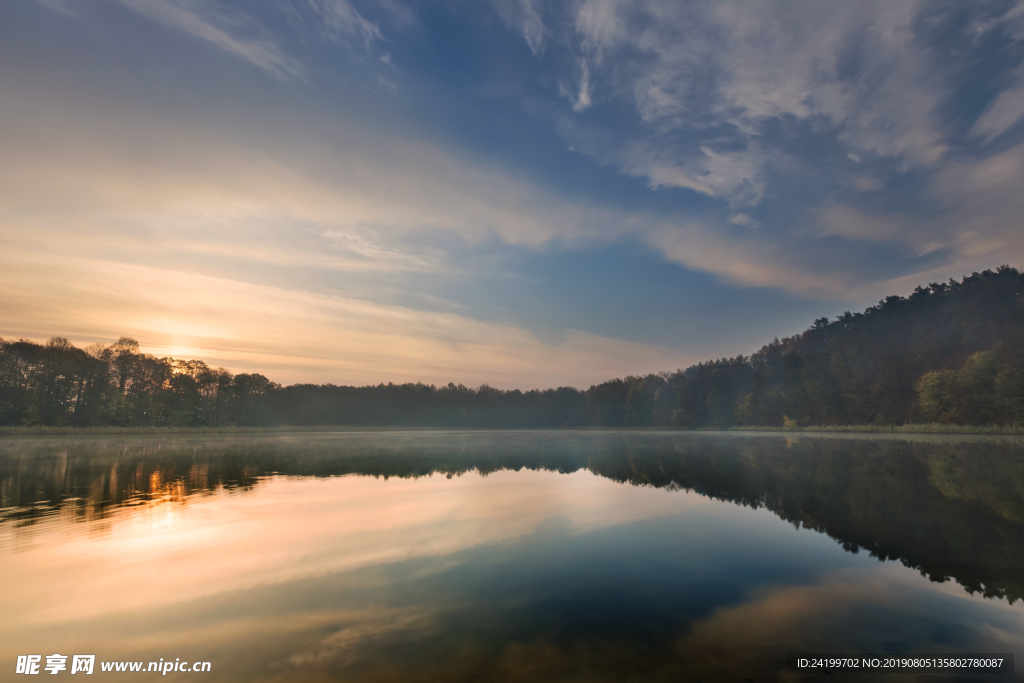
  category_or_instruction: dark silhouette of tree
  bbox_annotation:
[1,266,1022,428]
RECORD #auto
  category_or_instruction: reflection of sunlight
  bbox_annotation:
[137,509,180,538]
[0,470,710,628]
[2,451,1023,682]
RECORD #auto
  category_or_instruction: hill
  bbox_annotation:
[1,266,1021,428]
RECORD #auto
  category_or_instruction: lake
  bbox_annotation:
[1,430,1022,681]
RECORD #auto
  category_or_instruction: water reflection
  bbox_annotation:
[1,431,1022,681]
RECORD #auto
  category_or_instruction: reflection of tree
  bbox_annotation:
[603,437,1024,603]
[2,433,1022,602]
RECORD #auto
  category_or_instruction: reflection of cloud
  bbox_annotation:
[0,470,703,626]
[676,566,1024,681]
[289,608,434,667]
[4,439,1023,681]
[677,573,893,679]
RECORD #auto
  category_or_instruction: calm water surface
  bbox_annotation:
[1,431,1022,681]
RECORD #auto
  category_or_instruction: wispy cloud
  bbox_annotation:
[553,0,956,205]
[572,60,592,112]
[0,251,694,388]
[32,0,79,17]
[115,0,303,79]
[971,65,1024,141]
[495,0,1024,300]
[305,0,381,46]
[9,0,1024,384]
[491,0,546,55]
[2,49,1005,315]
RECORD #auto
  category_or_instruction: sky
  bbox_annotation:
[2,0,1024,389]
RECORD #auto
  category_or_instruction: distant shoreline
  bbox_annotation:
[714,424,1024,434]
[1,423,1022,436]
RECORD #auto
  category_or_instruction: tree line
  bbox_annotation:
[2,266,1022,428]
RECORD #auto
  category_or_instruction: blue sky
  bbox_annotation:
[2,0,1023,387]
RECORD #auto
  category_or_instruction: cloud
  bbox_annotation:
[575,0,624,60]
[305,0,381,45]
[557,119,769,206]
[0,58,955,322]
[971,65,1024,142]
[114,0,304,79]
[491,0,546,55]
[713,1,948,164]
[573,60,592,112]
[320,226,440,271]
[527,0,973,208]
[0,249,695,388]
[115,0,392,76]
[10,0,1024,374]
[0,76,705,386]
[818,205,920,247]
[728,213,756,228]
[31,0,79,17]
[817,138,1024,300]
[523,0,1024,299]
[0,68,631,249]
[929,143,1024,264]
[648,223,860,298]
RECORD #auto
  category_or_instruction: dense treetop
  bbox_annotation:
[2,266,1022,428]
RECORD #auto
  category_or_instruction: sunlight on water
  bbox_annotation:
[1,431,1022,681]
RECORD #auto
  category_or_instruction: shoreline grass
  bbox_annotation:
[1,423,1022,436]
[714,423,1024,434]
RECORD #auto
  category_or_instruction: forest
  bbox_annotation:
[1,265,1022,428]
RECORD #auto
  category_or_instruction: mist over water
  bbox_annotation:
[2,431,1022,681]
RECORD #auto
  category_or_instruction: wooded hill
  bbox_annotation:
[1,266,1022,428]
